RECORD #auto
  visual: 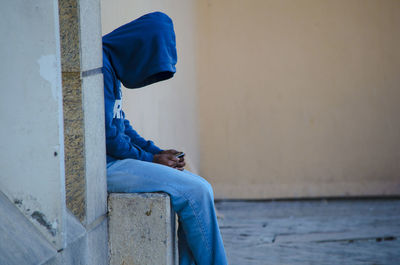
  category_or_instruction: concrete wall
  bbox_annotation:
[198,0,400,198]
[101,0,200,172]
[0,0,66,248]
[0,1,108,264]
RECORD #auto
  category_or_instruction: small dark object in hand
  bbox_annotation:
[176,152,185,158]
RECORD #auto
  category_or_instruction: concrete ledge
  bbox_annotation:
[108,193,178,265]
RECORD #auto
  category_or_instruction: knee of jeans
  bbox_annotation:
[196,179,214,202]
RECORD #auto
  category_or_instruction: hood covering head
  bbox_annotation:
[102,12,177,89]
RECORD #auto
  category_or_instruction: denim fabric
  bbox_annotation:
[107,159,228,265]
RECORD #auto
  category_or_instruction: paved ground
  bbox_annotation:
[215,199,400,265]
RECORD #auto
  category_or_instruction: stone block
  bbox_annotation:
[58,0,81,72]
[108,193,178,265]
[62,71,86,222]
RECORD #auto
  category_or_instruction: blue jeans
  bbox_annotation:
[107,159,228,265]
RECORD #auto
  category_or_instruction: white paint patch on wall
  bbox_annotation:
[38,54,59,101]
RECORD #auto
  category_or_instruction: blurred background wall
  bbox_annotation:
[101,0,400,199]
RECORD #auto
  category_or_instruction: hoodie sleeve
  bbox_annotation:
[103,64,154,162]
[123,117,163,155]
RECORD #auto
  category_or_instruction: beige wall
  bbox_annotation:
[101,0,200,172]
[101,0,400,199]
[198,0,400,198]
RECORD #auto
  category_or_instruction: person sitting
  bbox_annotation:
[102,12,228,265]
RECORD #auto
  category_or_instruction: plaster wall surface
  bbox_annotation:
[0,0,66,247]
[101,0,200,172]
[197,0,400,198]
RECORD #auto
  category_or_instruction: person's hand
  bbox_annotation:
[158,149,186,170]
[153,153,179,168]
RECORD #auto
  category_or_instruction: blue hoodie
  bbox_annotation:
[102,12,177,163]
